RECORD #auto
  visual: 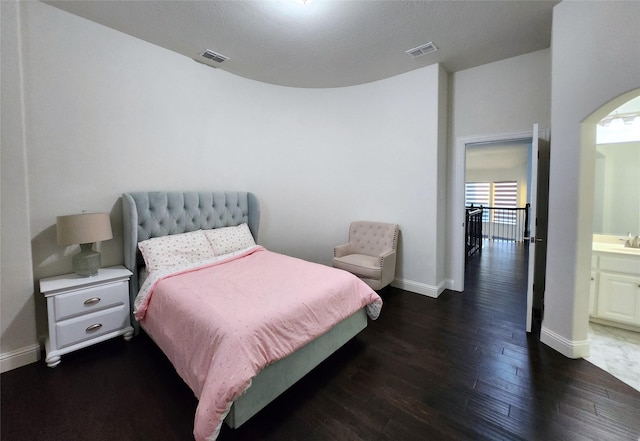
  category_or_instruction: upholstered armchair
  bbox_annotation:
[333,221,399,290]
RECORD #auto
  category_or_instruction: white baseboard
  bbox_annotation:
[444,278,457,291]
[1,343,41,373]
[540,326,590,359]
[391,278,446,298]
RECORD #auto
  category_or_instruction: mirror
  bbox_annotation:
[593,96,640,236]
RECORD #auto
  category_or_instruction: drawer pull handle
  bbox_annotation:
[85,323,103,333]
[84,297,101,306]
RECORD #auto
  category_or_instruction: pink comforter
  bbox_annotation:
[135,246,382,441]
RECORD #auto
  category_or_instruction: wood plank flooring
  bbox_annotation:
[2,240,639,440]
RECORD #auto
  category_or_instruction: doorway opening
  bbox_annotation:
[464,139,532,331]
[465,139,531,248]
[582,90,640,391]
[452,127,549,332]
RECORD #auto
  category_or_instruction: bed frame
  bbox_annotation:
[122,191,367,428]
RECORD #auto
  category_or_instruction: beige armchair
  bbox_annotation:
[333,221,399,290]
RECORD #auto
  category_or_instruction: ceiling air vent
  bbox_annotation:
[201,49,228,64]
[405,42,438,59]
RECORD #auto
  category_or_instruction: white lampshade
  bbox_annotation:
[56,212,113,245]
[56,212,113,277]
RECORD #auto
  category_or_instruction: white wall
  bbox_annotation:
[542,1,640,357]
[1,0,40,371]
[435,66,449,288]
[1,1,446,369]
[448,49,551,138]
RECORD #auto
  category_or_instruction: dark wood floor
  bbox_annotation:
[2,241,639,440]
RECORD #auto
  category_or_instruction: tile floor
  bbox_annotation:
[585,322,640,391]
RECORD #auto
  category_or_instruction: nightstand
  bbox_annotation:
[40,265,134,367]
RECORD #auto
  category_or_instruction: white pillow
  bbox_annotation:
[204,224,256,256]
[138,230,215,273]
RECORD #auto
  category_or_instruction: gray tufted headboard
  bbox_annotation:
[122,191,260,331]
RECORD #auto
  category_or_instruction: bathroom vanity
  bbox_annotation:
[590,236,640,332]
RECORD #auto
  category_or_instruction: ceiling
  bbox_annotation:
[45,0,558,88]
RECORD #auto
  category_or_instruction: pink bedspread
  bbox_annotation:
[135,246,382,441]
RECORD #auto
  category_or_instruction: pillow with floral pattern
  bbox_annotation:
[204,224,256,256]
[138,230,215,273]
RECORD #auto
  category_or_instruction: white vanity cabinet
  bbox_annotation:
[40,266,134,367]
[590,251,640,331]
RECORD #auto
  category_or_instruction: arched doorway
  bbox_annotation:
[581,88,640,390]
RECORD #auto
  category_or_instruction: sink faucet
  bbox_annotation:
[625,235,640,248]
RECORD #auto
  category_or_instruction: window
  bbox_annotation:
[465,180,518,224]
[465,182,490,222]
[493,181,518,225]
[465,182,490,207]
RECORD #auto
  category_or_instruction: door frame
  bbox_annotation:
[451,127,550,293]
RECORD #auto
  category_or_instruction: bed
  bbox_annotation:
[122,191,382,441]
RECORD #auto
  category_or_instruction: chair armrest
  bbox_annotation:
[334,243,352,258]
[377,249,396,266]
[379,249,397,286]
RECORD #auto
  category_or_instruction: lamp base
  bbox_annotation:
[72,243,101,277]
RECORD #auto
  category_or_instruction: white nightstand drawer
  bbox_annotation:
[54,281,128,321]
[56,305,129,349]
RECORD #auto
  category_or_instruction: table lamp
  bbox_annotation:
[56,212,113,277]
